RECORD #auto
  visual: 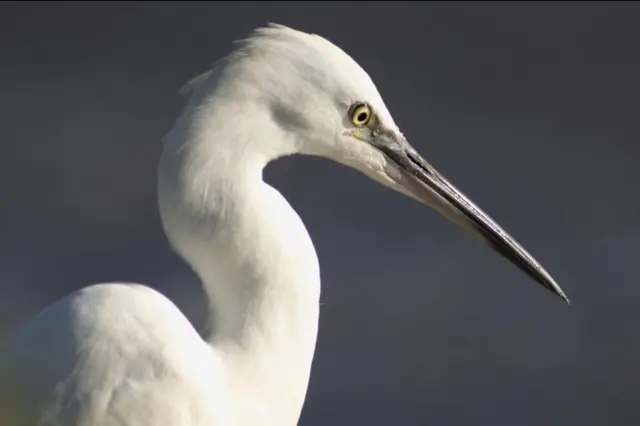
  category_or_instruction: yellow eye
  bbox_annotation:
[349,103,372,127]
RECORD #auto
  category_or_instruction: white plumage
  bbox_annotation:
[0,24,568,426]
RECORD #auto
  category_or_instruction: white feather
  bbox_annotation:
[0,23,403,426]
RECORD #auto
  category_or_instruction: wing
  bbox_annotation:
[0,283,226,426]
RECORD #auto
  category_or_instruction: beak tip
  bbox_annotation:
[551,285,571,307]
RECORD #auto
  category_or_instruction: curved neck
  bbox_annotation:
[158,98,321,424]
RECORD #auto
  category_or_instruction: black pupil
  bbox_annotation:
[357,112,368,122]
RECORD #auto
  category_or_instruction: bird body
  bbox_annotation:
[0,24,568,426]
[1,284,226,425]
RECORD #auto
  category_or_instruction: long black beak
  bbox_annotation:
[376,139,570,305]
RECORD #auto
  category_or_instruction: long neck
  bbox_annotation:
[158,99,321,424]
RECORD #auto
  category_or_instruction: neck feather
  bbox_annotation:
[157,95,321,423]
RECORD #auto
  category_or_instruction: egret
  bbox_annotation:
[0,24,569,426]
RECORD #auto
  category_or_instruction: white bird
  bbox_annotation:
[0,24,569,426]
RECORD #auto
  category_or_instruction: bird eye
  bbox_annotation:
[349,103,372,127]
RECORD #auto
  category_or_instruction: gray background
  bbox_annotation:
[1,1,639,425]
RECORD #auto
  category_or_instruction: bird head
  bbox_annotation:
[181,23,569,304]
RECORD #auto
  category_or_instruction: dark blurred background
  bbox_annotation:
[1,1,638,425]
